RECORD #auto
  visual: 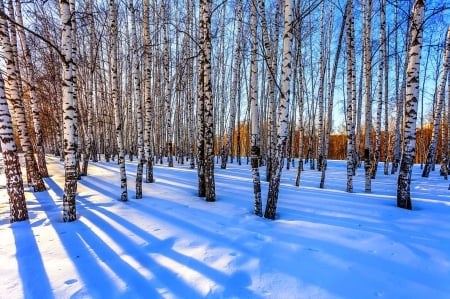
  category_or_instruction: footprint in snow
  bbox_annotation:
[65,279,78,285]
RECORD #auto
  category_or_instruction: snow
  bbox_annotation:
[1,156,450,299]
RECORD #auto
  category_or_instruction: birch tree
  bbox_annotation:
[345,0,356,193]
[221,0,242,170]
[320,2,347,189]
[372,0,386,179]
[397,0,425,210]
[162,1,174,167]
[14,0,49,178]
[0,74,28,223]
[60,0,77,221]
[443,74,450,180]
[198,0,215,201]
[316,0,326,172]
[0,1,46,192]
[262,1,281,181]
[362,0,373,192]
[264,0,294,220]
[143,0,154,183]
[383,26,390,175]
[109,0,127,201]
[128,0,144,198]
[422,26,450,178]
[250,0,262,216]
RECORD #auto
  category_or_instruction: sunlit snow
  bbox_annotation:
[1,156,449,298]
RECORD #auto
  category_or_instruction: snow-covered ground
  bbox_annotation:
[1,156,449,299]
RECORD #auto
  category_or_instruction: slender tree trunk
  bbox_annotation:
[202,0,215,202]
[109,0,127,201]
[295,42,304,187]
[445,75,450,182]
[60,0,77,221]
[14,0,49,178]
[143,0,154,183]
[345,0,356,193]
[383,27,390,175]
[0,74,28,223]
[441,96,448,179]
[397,0,425,210]
[250,0,262,216]
[0,1,45,192]
[419,35,432,170]
[392,3,410,175]
[321,3,346,189]
[86,1,98,167]
[221,0,242,170]
[197,0,215,200]
[264,0,294,220]
[262,1,281,181]
[129,0,144,198]
[373,0,386,179]
[69,0,80,180]
[422,27,450,177]
[162,2,173,168]
[317,0,326,172]
[363,0,373,192]
[186,0,195,170]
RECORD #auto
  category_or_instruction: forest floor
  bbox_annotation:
[1,155,450,298]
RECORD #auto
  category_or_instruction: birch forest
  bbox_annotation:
[0,0,449,223]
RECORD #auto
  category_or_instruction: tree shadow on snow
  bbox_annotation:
[75,195,263,298]
[11,222,54,299]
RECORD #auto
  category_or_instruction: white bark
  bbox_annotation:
[373,0,386,180]
[250,0,262,216]
[0,0,45,192]
[0,74,28,223]
[265,0,294,220]
[345,0,356,193]
[397,0,425,210]
[109,0,127,201]
[422,26,450,177]
[143,0,154,183]
[60,0,77,221]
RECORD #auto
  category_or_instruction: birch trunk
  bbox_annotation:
[69,0,80,180]
[0,74,28,223]
[392,7,410,175]
[0,1,46,192]
[129,0,144,198]
[162,2,173,168]
[109,0,127,201]
[221,0,242,170]
[345,0,355,193]
[60,0,77,221]
[143,0,154,183]
[383,27,390,175]
[250,0,262,216]
[264,0,294,220]
[363,0,373,192]
[263,1,281,181]
[295,43,304,187]
[422,26,450,177]
[441,98,448,179]
[373,0,386,179]
[445,76,450,181]
[317,0,326,172]
[14,0,48,178]
[186,0,195,170]
[201,0,215,202]
[321,3,346,189]
[397,0,425,210]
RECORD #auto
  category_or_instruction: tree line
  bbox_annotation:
[0,0,448,223]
